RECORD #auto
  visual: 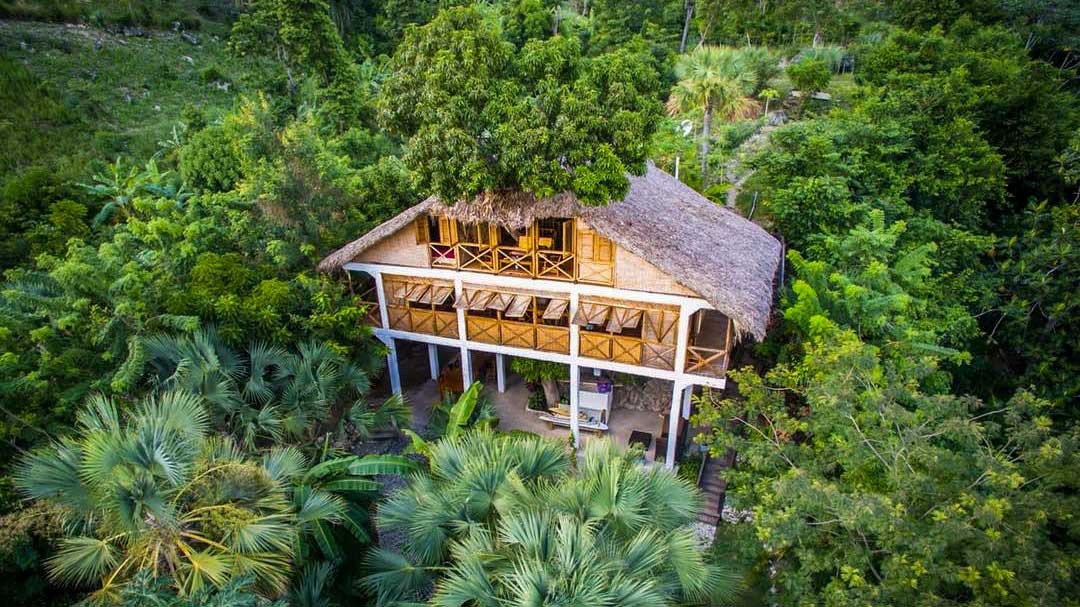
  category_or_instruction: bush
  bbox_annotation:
[787,58,831,93]
[180,125,243,192]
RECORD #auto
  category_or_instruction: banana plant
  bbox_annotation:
[403,382,488,457]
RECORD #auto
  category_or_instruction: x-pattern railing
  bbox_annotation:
[496,246,534,276]
[536,250,575,280]
[685,346,728,377]
[429,244,457,268]
[458,243,496,272]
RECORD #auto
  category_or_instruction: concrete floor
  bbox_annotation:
[402,373,667,463]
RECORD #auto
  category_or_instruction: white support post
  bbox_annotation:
[666,382,686,469]
[453,278,466,342]
[569,363,580,446]
[428,343,439,381]
[386,338,402,396]
[460,347,473,387]
[454,277,472,389]
[672,303,694,378]
[568,292,580,358]
[496,353,506,393]
[372,271,390,330]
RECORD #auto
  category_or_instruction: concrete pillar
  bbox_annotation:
[569,363,580,446]
[496,353,506,393]
[428,343,439,381]
[460,346,472,388]
[387,338,402,396]
[682,384,694,419]
[665,382,686,469]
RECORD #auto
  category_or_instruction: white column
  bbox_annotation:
[496,353,506,393]
[428,343,439,381]
[453,278,467,342]
[386,338,402,396]
[454,278,472,389]
[460,347,473,387]
[672,304,694,377]
[666,382,686,469]
[372,271,390,330]
[568,292,580,358]
[569,363,580,446]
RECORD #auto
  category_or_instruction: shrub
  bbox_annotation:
[180,125,243,192]
[787,58,832,94]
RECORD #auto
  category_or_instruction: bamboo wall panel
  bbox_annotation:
[388,306,411,331]
[434,311,458,338]
[501,320,536,349]
[467,316,501,344]
[536,326,570,353]
[610,335,643,365]
[409,309,435,334]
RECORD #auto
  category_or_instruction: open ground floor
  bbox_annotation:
[389,339,703,468]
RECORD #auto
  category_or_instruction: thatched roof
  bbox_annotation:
[319,163,782,340]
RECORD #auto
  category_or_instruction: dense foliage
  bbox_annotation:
[379,5,664,206]
[366,431,737,605]
[0,1,1078,606]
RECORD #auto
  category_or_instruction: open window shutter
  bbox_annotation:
[415,217,430,244]
[595,235,613,262]
[438,217,451,243]
[579,227,595,260]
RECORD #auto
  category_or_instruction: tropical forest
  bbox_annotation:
[0,1,1077,605]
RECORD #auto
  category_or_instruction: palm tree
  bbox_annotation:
[16,391,417,601]
[668,46,759,186]
[15,391,296,600]
[140,328,409,448]
[364,431,739,606]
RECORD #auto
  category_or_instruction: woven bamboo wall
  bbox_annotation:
[354,224,429,267]
[613,247,698,297]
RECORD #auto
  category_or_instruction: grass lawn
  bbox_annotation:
[0,19,250,181]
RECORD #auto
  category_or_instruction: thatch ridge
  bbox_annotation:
[318,163,782,340]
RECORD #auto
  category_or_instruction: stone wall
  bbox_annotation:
[613,378,672,413]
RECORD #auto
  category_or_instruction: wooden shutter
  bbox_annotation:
[415,217,430,244]
[595,235,613,262]
[437,216,452,243]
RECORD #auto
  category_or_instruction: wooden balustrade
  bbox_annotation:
[684,346,728,377]
[580,331,643,365]
[536,250,575,281]
[536,325,569,353]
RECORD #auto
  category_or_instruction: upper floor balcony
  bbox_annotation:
[362,274,733,380]
[415,215,616,285]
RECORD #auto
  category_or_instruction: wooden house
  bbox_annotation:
[319,163,782,466]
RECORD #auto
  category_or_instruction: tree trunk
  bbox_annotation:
[542,378,561,408]
[764,98,770,115]
[679,1,694,53]
[700,106,712,186]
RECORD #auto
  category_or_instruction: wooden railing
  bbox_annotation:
[536,325,570,353]
[386,306,457,339]
[426,244,597,283]
[463,316,570,354]
[458,243,497,272]
[496,246,534,276]
[536,250,575,281]
[684,346,728,378]
[580,332,643,365]
[640,342,676,370]
[429,244,457,268]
